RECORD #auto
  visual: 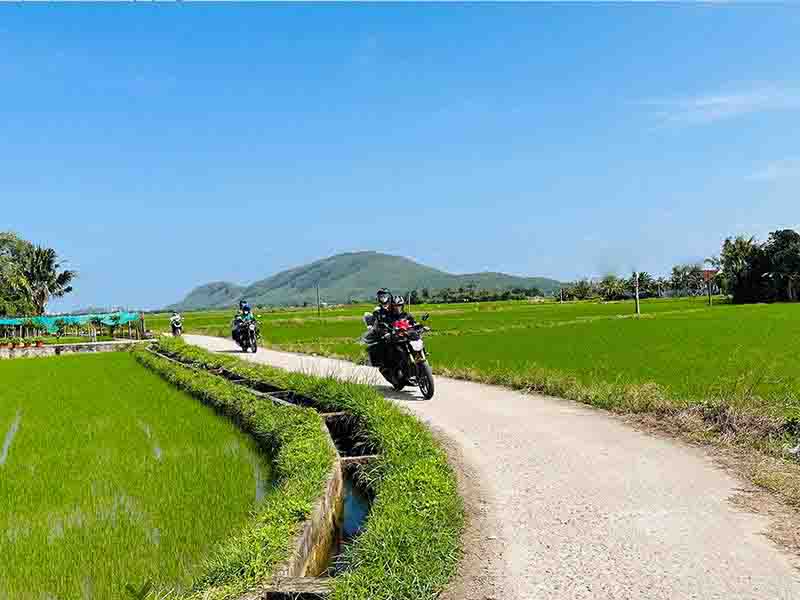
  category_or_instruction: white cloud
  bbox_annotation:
[648,86,800,124]
[747,158,800,181]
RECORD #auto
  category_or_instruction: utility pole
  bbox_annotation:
[559,288,564,304]
[316,281,321,318]
[634,271,641,316]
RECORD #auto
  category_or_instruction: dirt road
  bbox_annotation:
[186,335,800,600]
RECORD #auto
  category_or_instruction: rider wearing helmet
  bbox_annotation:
[170,311,183,335]
[373,289,392,323]
[389,295,416,325]
[364,289,395,366]
[232,299,256,343]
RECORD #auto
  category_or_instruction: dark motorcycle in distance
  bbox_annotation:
[233,318,259,353]
[365,313,435,400]
[170,316,183,337]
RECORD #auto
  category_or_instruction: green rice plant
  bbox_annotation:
[0,353,273,599]
[153,337,464,600]
[133,347,334,600]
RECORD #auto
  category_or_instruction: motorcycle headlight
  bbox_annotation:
[410,339,424,351]
[249,324,255,331]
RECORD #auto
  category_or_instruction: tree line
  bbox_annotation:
[559,268,706,302]
[404,284,545,305]
[712,228,800,303]
[559,228,800,304]
[0,232,76,316]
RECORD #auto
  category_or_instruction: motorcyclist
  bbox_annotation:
[170,311,183,336]
[232,300,257,343]
[388,295,417,326]
[364,289,393,366]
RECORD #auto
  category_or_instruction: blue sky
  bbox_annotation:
[1,4,798,311]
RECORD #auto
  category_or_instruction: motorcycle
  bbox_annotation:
[365,313,435,400]
[233,318,259,353]
[170,316,183,337]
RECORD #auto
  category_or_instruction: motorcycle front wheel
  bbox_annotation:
[417,361,435,400]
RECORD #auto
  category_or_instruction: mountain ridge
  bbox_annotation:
[168,251,562,310]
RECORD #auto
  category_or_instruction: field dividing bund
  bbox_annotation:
[144,346,375,593]
[150,337,463,600]
[0,352,273,599]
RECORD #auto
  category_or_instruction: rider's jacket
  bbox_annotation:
[372,306,393,327]
[170,315,182,327]
[233,311,255,323]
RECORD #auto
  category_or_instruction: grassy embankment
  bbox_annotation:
[134,346,333,600]
[0,353,272,599]
[153,337,464,600]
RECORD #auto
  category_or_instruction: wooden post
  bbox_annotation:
[316,282,321,318]
[634,272,641,316]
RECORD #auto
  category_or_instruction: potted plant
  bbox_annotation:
[34,337,45,348]
[22,338,32,348]
[0,338,8,350]
[9,337,20,349]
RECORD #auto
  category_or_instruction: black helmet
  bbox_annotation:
[376,289,391,308]
[391,295,405,314]
[239,299,247,309]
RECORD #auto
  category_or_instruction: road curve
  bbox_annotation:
[186,335,800,600]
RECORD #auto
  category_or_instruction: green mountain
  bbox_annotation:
[169,251,561,310]
[170,281,246,311]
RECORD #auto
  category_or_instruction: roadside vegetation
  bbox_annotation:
[153,337,464,600]
[0,353,271,600]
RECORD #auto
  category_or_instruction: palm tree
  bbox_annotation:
[636,271,655,296]
[0,234,34,316]
[20,245,76,315]
[599,274,625,301]
[655,277,670,298]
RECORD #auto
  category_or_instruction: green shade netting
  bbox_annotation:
[0,312,140,334]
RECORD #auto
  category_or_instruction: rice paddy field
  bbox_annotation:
[0,352,272,600]
[150,297,800,407]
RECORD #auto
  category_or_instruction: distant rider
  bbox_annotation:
[170,311,183,336]
[232,300,257,344]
